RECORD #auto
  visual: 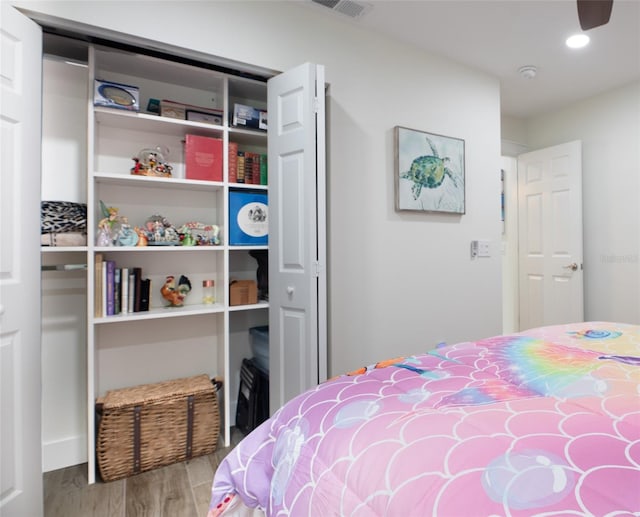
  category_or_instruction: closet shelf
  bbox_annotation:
[41,246,87,253]
[94,245,225,253]
[95,106,224,136]
[93,172,223,191]
[93,303,224,324]
[42,263,87,271]
[228,301,269,312]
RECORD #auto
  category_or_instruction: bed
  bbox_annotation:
[208,321,640,516]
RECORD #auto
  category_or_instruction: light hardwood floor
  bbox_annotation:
[44,428,244,517]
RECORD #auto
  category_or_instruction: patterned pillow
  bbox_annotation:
[41,201,87,234]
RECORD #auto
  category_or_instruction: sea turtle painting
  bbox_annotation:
[397,128,464,213]
[401,135,460,200]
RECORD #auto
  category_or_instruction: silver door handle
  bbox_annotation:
[563,263,578,271]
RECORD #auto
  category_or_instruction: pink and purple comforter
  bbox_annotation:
[209,322,640,516]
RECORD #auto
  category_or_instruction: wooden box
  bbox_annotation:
[229,279,258,306]
[96,374,221,482]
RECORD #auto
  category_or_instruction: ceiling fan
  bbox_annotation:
[577,0,613,30]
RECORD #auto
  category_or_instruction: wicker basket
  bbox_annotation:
[96,374,221,482]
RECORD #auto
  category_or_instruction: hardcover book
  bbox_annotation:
[236,152,245,183]
[245,152,261,185]
[259,154,268,185]
[121,267,129,314]
[106,260,116,316]
[184,134,223,182]
[244,153,253,184]
[114,268,121,315]
[133,267,142,312]
[228,142,238,183]
[252,153,261,185]
[139,278,151,312]
[128,272,135,313]
[102,264,107,317]
[95,254,104,318]
[229,190,268,245]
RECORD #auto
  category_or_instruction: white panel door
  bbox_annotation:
[0,4,44,516]
[268,63,326,413]
[517,141,584,330]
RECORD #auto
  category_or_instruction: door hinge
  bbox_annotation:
[313,97,320,113]
[313,261,321,277]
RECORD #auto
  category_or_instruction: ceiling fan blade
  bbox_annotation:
[577,0,613,30]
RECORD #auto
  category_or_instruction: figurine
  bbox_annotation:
[161,274,192,307]
[131,146,173,177]
[96,225,112,247]
[134,226,148,246]
[116,218,139,246]
[98,201,120,230]
[145,214,179,245]
[96,200,123,246]
[207,224,221,245]
[179,222,221,246]
[180,228,197,246]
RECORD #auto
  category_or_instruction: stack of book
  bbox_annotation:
[94,254,151,317]
[228,143,267,185]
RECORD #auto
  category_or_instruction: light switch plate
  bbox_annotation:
[477,240,490,257]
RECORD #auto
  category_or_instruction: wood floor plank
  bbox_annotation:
[186,454,215,488]
[44,473,125,517]
[192,482,214,516]
[44,428,241,517]
[125,460,195,517]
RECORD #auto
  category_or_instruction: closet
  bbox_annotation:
[37,29,326,485]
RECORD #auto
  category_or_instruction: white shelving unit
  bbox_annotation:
[83,45,269,483]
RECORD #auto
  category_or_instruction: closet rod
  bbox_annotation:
[41,264,87,272]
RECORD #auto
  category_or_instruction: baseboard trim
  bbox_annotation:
[42,435,87,472]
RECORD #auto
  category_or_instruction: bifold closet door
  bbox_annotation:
[267,63,327,414]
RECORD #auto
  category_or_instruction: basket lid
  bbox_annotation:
[100,374,214,409]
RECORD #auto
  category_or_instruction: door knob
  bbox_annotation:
[286,286,294,295]
[563,262,579,272]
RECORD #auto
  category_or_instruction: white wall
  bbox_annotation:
[40,57,88,471]
[17,3,502,377]
[525,82,640,324]
[501,115,529,157]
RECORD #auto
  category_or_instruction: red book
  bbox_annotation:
[184,134,223,181]
[251,152,261,184]
[244,153,253,184]
[228,141,238,183]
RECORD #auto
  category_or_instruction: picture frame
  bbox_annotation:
[395,126,465,214]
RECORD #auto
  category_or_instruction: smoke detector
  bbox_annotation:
[310,0,372,19]
[518,65,538,80]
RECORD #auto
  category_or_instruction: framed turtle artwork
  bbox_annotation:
[394,126,465,214]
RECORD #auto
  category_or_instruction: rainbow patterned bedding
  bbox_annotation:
[209,322,640,516]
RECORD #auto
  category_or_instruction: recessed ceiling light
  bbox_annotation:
[566,34,590,49]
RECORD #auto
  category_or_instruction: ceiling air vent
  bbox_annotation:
[310,0,372,19]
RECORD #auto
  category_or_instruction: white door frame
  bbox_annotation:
[501,156,520,334]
